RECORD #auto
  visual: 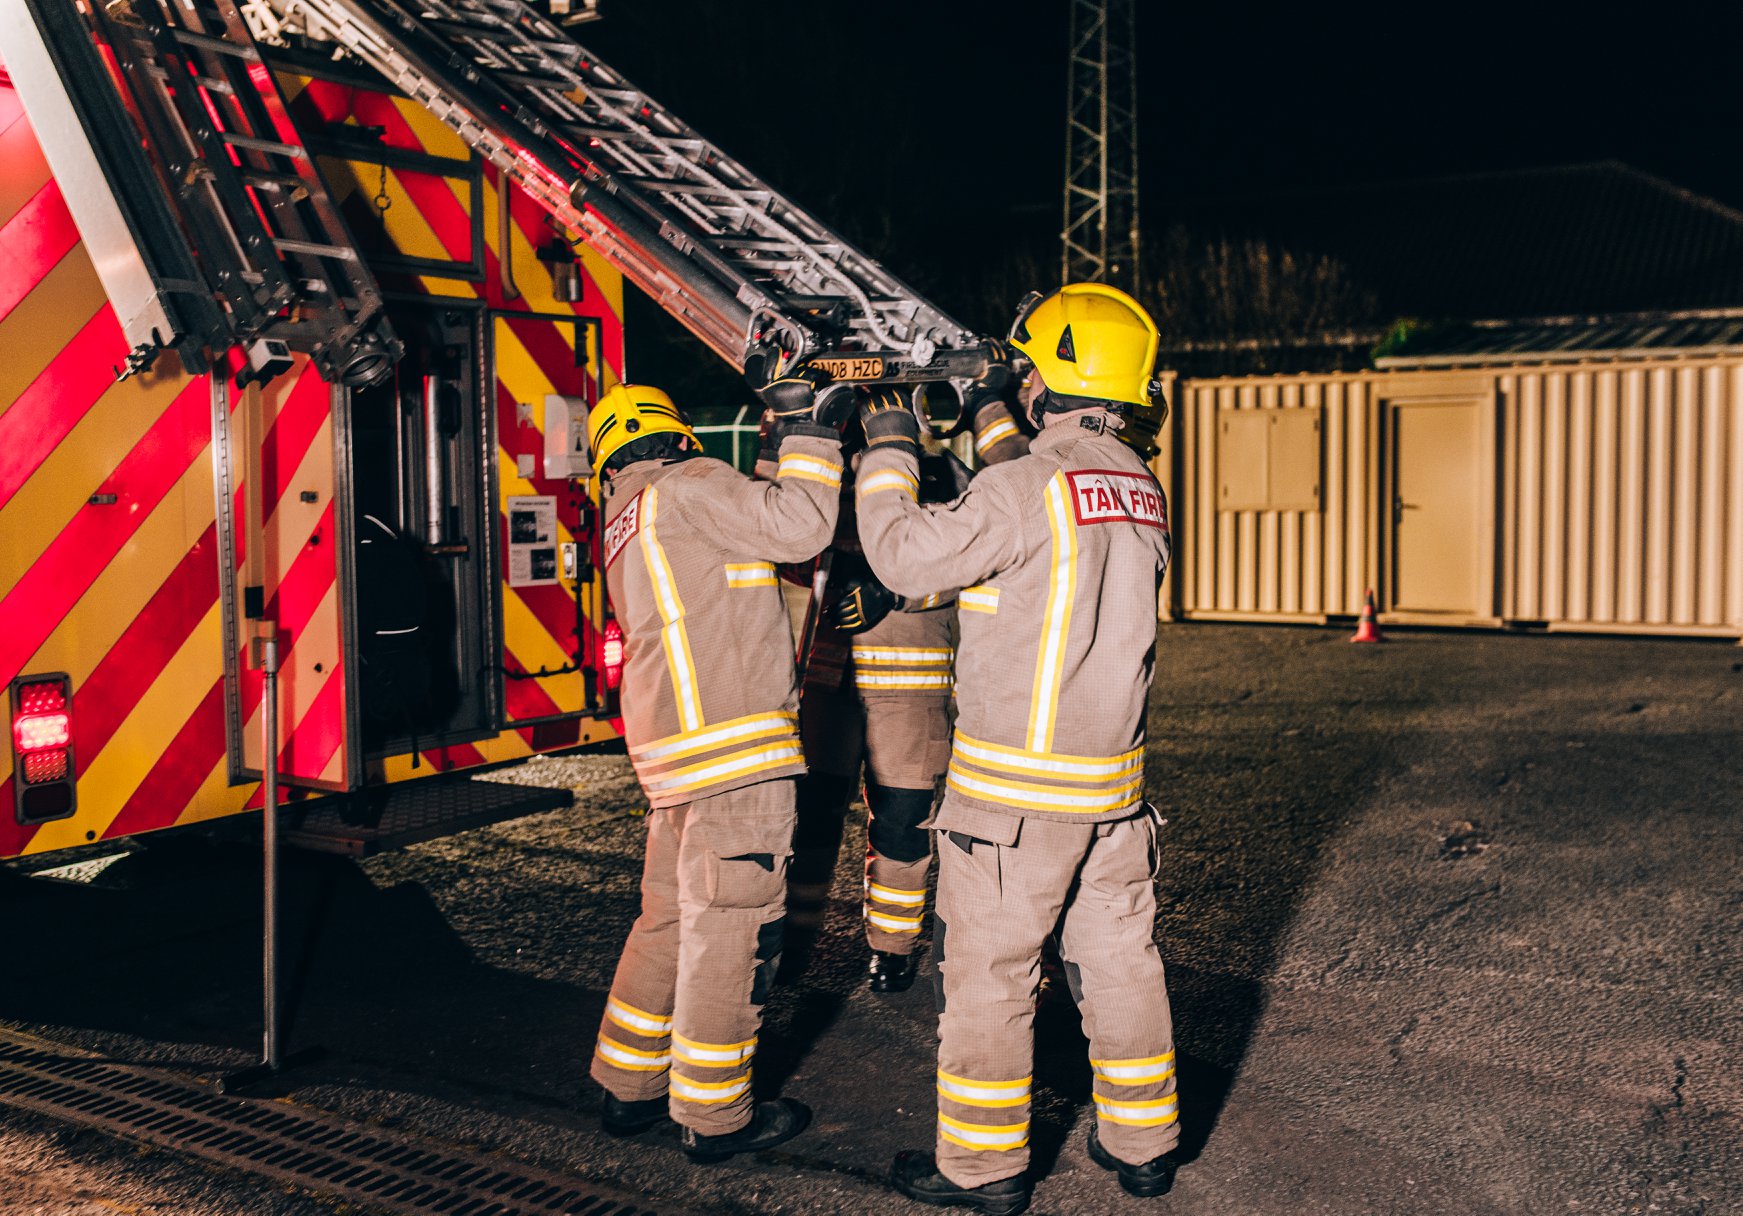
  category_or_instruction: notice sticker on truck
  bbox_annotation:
[507,495,560,586]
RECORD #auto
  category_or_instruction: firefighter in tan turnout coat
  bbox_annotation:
[854,285,1180,1214]
[586,383,841,1163]
[775,373,1030,994]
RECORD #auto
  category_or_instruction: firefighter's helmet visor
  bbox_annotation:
[1007,290,1048,345]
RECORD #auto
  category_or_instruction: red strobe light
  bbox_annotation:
[601,618,625,691]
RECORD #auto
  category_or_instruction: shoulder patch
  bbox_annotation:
[604,490,644,568]
[1065,469,1168,531]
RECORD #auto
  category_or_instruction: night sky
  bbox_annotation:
[579,1,1743,390]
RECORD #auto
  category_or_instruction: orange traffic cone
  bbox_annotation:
[1350,589,1384,643]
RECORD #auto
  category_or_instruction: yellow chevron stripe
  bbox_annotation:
[0,380,196,605]
[171,754,252,828]
[0,123,53,226]
[25,601,223,855]
[502,586,584,714]
[0,251,110,423]
[7,448,215,719]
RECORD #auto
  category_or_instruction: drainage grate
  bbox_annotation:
[0,1033,669,1216]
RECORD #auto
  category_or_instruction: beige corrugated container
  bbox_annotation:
[1159,358,1743,638]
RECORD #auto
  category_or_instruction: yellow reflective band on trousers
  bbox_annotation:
[852,643,955,692]
[1091,1051,1177,1086]
[595,1034,672,1072]
[672,1033,757,1068]
[938,1112,1030,1151]
[866,880,926,907]
[866,909,923,934]
[638,487,705,732]
[937,1071,1031,1109]
[671,1072,752,1105]
[1027,474,1077,752]
[605,996,674,1037]
[1094,1093,1180,1127]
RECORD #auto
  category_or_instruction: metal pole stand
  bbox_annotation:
[222,627,322,1094]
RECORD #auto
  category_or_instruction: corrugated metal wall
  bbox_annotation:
[1168,359,1743,637]
[1173,374,1380,621]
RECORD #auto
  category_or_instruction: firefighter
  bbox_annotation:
[852,285,1178,1213]
[778,355,1031,995]
[586,382,842,1163]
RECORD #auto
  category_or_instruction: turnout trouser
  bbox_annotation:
[590,779,795,1135]
[790,684,949,954]
[931,802,1178,1187]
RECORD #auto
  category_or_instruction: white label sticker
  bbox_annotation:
[1065,469,1168,530]
[603,491,642,569]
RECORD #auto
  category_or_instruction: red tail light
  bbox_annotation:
[601,618,624,691]
[10,674,76,824]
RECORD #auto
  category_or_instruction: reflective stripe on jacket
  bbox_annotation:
[855,418,1169,825]
[603,435,842,807]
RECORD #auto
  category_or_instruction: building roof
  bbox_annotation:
[1375,314,1743,368]
[1169,161,1743,326]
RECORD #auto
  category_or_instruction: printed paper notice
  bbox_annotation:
[507,495,560,586]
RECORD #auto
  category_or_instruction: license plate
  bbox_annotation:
[812,356,885,381]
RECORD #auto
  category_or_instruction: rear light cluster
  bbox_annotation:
[11,674,76,824]
[600,618,624,691]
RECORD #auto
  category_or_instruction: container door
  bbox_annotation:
[1391,401,1487,617]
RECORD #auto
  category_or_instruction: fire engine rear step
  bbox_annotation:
[0,1029,668,1215]
[284,777,573,857]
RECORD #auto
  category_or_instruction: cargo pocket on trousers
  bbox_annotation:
[696,813,794,910]
[1141,801,1167,880]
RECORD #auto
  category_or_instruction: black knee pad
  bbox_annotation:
[750,916,785,1006]
[793,770,856,850]
[866,783,934,863]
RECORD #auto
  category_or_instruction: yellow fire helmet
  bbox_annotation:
[586,382,697,483]
[1008,282,1168,458]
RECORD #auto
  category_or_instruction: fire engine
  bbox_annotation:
[0,0,994,863]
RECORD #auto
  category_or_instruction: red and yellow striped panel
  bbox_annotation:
[0,85,248,858]
[229,359,351,789]
[285,74,626,770]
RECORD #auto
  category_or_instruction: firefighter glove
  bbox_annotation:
[759,408,838,462]
[761,363,857,428]
[828,571,900,634]
[858,386,920,458]
[965,339,1019,420]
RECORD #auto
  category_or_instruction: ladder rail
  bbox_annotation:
[255,0,981,381]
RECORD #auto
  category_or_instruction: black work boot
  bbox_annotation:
[680,1098,811,1164]
[1087,1126,1178,1197]
[600,1093,670,1138]
[890,1150,1030,1215]
[868,950,917,993]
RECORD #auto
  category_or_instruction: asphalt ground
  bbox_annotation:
[0,623,1739,1215]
